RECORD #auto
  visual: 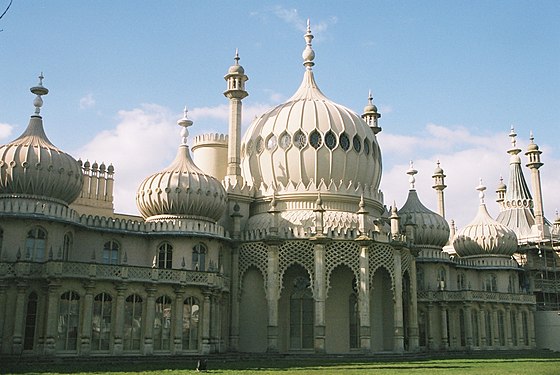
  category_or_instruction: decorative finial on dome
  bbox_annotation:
[302,19,315,70]
[177,106,193,145]
[476,178,486,204]
[407,161,418,190]
[234,48,240,65]
[509,126,518,148]
[30,72,49,116]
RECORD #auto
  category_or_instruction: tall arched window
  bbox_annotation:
[0,227,3,259]
[497,311,506,346]
[192,243,207,271]
[485,274,497,292]
[457,272,466,290]
[182,297,200,351]
[124,294,143,351]
[154,295,172,351]
[485,310,493,346]
[102,240,119,265]
[57,291,80,351]
[24,292,38,351]
[92,293,113,351]
[459,309,466,347]
[158,243,173,269]
[437,267,446,290]
[26,227,47,261]
[63,233,72,261]
[289,276,314,350]
[522,311,529,346]
[348,292,359,349]
[472,311,480,347]
[417,268,425,291]
[510,310,518,346]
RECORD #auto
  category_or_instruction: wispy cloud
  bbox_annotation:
[0,122,15,141]
[79,93,96,109]
[251,5,337,37]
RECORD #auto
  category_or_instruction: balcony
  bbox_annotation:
[417,290,535,305]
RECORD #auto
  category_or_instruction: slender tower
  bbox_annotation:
[432,161,447,218]
[525,131,546,237]
[361,90,382,135]
[224,49,248,185]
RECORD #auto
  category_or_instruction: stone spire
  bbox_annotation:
[525,131,546,237]
[496,176,507,205]
[302,19,315,70]
[362,90,382,134]
[432,161,447,218]
[224,49,248,186]
[30,72,49,116]
[407,161,417,190]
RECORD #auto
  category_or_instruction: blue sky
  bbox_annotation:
[1,1,559,227]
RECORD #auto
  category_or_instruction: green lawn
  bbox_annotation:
[1,357,560,375]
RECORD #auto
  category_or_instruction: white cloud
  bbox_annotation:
[0,122,15,141]
[79,93,96,109]
[271,5,337,36]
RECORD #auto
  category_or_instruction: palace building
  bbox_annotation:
[1,24,559,357]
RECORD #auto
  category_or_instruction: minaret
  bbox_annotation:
[361,90,382,134]
[432,161,447,218]
[496,177,506,208]
[525,131,546,237]
[223,49,248,185]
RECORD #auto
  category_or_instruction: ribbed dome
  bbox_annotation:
[0,78,83,205]
[398,190,450,248]
[240,26,382,193]
[454,184,517,257]
[136,145,227,222]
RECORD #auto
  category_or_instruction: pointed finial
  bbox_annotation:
[302,19,315,69]
[407,161,418,190]
[177,106,193,145]
[234,48,240,64]
[368,89,373,103]
[30,72,49,116]
[509,126,517,148]
[476,178,486,204]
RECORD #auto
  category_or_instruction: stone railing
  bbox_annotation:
[417,290,535,305]
[0,260,229,291]
[533,279,560,293]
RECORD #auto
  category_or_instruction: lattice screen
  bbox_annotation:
[238,242,268,296]
[278,240,315,295]
[325,241,360,296]
[369,243,396,290]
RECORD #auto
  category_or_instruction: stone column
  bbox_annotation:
[505,306,512,347]
[113,283,127,355]
[210,292,220,352]
[440,303,448,350]
[11,282,27,354]
[492,309,499,347]
[44,282,60,355]
[0,283,7,353]
[201,290,211,354]
[464,304,473,349]
[80,281,95,355]
[479,309,487,347]
[143,285,156,355]
[408,256,419,352]
[311,236,329,353]
[528,306,536,347]
[356,237,371,352]
[229,246,240,351]
[393,248,404,352]
[265,239,281,352]
[427,303,435,350]
[173,287,185,354]
[516,309,523,348]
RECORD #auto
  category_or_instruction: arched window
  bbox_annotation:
[472,310,480,346]
[459,309,466,347]
[290,276,314,349]
[26,227,47,261]
[182,297,200,351]
[522,311,529,346]
[437,267,446,290]
[457,272,466,290]
[57,291,80,351]
[154,295,172,351]
[192,243,207,271]
[124,294,143,351]
[485,310,493,346]
[63,232,72,261]
[24,292,38,350]
[508,274,516,293]
[485,274,497,292]
[348,292,359,349]
[92,293,113,351]
[102,240,119,265]
[417,268,425,291]
[511,310,518,346]
[158,243,173,269]
[497,311,506,346]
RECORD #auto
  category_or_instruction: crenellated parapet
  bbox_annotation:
[71,160,115,217]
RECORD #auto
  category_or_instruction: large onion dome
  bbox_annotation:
[453,182,517,258]
[0,75,83,205]
[136,109,227,222]
[240,22,382,192]
[398,163,450,248]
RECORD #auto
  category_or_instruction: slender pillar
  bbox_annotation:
[408,257,419,351]
[427,303,435,349]
[201,290,211,354]
[311,237,329,353]
[143,286,156,355]
[393,248,404,352]
[11,282,27,354]
[479,309,487,347]
[173,287,185,354]
[492,309,500,347]
[505,306,512,347]
[356,237,371,352]
[80,281,95,355]
[229,246,240,351]
[44,282,60,355]
[432,161,447,219]
[440,303,448,350]
[266,240,281,352]
[525,133,546,237]
[464,304,473,348]
[0,283,7,353]
[528,307,536,347]
[516,309,523,348]
[113,283,127,355]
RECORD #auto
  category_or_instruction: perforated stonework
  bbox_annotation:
[238,242,268,294]
[369,243,396,289]
[325,241,360,295]
[278,240,314,294]
[401,249,414,276]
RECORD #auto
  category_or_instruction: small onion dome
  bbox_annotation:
[363,90,378,113]
[136,108,227,222]
[453,182,517,257]
[397,162,450,248]
[228,49,245,74]
[527,131,539,152]
[0,75,83,205]
[496,177,507,192]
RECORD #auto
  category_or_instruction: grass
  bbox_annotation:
[1,356,560,375]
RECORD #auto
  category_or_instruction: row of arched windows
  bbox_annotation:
[23,291,201,352]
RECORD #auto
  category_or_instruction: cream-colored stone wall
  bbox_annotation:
[325,266,354,353]
[238,267,267,352]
